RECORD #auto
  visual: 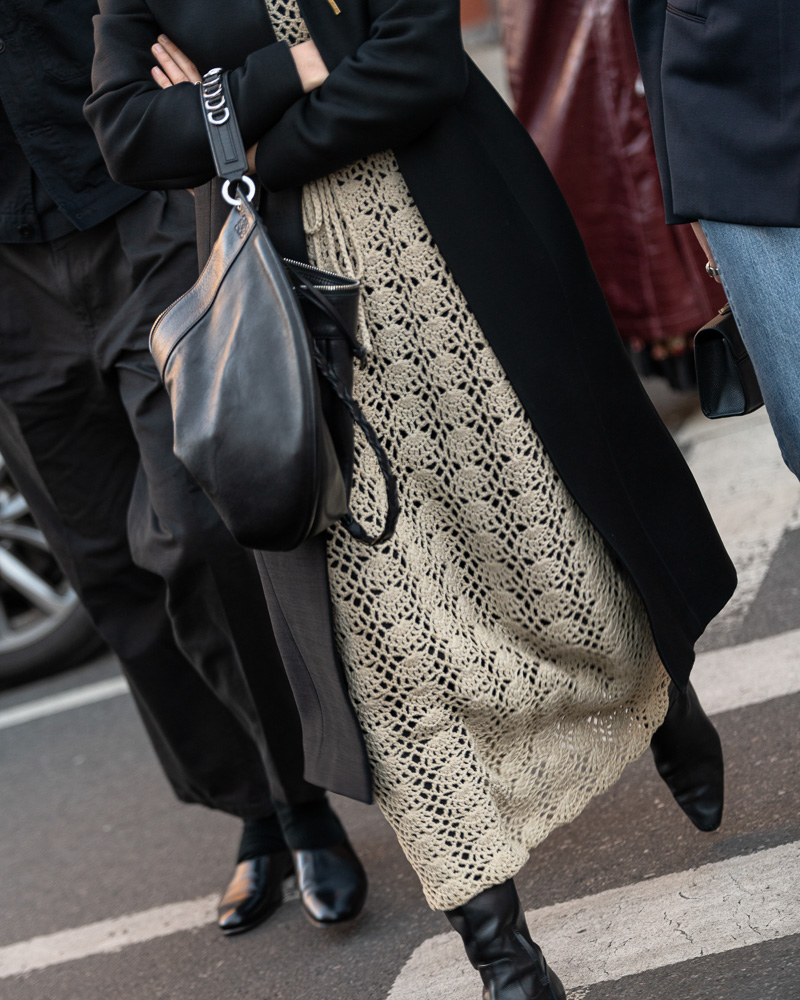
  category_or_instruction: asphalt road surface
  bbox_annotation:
[2,396,799,1000]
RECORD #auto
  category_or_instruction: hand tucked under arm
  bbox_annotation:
[251,0,468,192]
[291,39,330,92]
[150,36,328,176]
[151,35,202,87]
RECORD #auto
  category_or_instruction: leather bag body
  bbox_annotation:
[150,196,350,550]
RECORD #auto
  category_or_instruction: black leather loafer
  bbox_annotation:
[293,840,367,926]
[217,849,294,936]
[651,681,724,832]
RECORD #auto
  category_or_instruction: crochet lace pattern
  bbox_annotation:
[268,0,670,910]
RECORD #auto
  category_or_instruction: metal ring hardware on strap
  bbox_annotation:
[221,175,256,207]
[201,68,228,122]
[200,67,249,183]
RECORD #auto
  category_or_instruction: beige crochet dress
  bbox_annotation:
[267,0,670,911]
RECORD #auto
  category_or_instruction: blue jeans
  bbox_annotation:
[701,220,800,481]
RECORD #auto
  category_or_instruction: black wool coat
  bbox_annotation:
[87,0,736,803]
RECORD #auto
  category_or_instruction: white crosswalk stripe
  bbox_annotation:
[0,642,796,981]
[678,409,800,642]
[0,879,300,980]
[0,897,218,979]
[0,676,129,731]
[691,628,800,715]
[386,841,800,1000]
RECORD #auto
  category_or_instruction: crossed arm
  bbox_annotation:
[85,0,469,193]
[149,33,328,174]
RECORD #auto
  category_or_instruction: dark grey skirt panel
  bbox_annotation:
[255,536,373,803]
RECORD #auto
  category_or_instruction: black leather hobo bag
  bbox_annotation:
[149,69,397,550]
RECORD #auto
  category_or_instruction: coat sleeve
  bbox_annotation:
[255,0,469,189]
[84,0,305,189]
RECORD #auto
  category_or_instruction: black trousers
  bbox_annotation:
[0,190,322,818]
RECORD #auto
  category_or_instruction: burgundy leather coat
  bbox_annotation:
[497,0,724,349]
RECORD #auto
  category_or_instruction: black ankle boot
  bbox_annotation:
[445,880,566,1000]
[650,681,724,831]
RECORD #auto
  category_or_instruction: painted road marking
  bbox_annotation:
[692,627,800,715]
[0,841,795,983]
[386,840,800,1000]
[680,409,800,640]
[0,896,217,979]
[0,881,299,979]
[1,623,796,736]
[0,676,129,732]
[0,637,795,978]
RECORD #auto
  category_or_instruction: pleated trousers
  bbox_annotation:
[0,189,323,817]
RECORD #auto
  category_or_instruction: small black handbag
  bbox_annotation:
[693,302,764,419]
[150,68,398,550]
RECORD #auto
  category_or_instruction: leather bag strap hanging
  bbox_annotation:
[149,69,398,550]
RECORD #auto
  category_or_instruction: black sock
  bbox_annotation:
[274,797,347,851]
[237,815,288,863]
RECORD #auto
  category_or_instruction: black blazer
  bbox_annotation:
[629,0,800,226]
[88,0,735,801]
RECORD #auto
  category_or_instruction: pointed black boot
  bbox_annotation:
[650,681,724,831]
[445,880,566,1000]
